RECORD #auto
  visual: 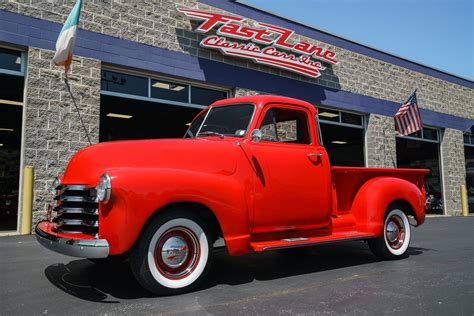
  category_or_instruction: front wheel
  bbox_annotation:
[130,212,213,295]
[369,206,411,260]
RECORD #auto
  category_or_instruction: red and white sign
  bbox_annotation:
[178,8,338,78]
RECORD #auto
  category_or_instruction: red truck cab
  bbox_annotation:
[36,95,428,295]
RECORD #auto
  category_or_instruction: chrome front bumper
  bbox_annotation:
[35,221,109,259]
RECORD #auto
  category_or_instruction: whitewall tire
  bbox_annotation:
[369,204,411,260]
[130,211,213,295]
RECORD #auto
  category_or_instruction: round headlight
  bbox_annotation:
[51,176,61,196]
[96,173,111,204]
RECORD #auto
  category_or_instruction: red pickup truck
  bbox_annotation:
[36,95,428,295]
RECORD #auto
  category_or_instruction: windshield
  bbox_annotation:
[185,104,254,138]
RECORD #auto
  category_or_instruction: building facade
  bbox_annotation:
[0,0,472,233]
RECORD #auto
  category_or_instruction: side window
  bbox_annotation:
[259,107,311,144]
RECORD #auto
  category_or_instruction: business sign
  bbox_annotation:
[178,8,338,78]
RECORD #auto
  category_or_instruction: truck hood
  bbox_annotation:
[62,138,239,184]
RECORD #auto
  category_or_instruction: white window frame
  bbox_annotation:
[100,66,230,110]
[464,133,474,147]
[396,126,441,144]
[397,126,444,215]
[0,47,26,77]
[317,106,367,167]
[0,45,27,235]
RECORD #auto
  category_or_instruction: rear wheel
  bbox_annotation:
[130,211,213,295]
[369,205,411,260]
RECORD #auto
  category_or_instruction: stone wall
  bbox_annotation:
[440,129,466,215]
[365,115,397,168]
[1,0,472,119]
[0,0,471,221]
[23,47,100,226]
[234,88,261,98]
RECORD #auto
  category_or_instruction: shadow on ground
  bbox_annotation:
[44,241,429,302]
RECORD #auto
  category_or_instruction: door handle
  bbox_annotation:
[307,153,323,158]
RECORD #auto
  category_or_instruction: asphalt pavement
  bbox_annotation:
[0,217,473,315]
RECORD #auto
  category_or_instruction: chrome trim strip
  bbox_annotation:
[59,184,90,191]
[54,195,98,202]
[55,206,98,215]
[196,106,212,135]
[261,236,374,251]
[57,219,99,227]
[35,223,109,259]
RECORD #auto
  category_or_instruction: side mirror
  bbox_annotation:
[250,129,263,143]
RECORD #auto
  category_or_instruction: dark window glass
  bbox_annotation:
[397,138,443,214]
[99,95,200,142]
[198,104,254,137]
[259,108,311,144]
[0,48,21,72]
[423,128,438,141]
[0,75,24,103]
[101,70,148,97]
[151,79,188,103]
[341,112,362,126]
[465,134,473,145]
[185,110,207,138]
[411,130,423,138]
[191,86,227,106]
[465,146,474,213]
[320,123,365,166]
[318,108,339,122]
[0,74,24,231]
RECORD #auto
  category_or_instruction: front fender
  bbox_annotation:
[99,168,251,256]
[350,177,426,236]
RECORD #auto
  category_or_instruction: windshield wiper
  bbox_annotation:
[197,131,225,138]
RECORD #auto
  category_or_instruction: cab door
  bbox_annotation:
[250,104,332,233]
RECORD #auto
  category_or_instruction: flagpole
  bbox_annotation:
[63,72,92,146]
[52,0,91,146]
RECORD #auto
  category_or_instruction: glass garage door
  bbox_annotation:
[317,107,365,166]
[396,127,443,214]
[464,132,474,213]
[0,47,25,231]
[100,69,229,142]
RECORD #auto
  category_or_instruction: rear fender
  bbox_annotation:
[350,177,425,236]
[99,168,251,256]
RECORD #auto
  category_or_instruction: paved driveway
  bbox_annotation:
[1,217,473,315]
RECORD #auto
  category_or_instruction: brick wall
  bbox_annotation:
[0,0,471,220]
[234,88,261,98]
[24,47,100,226]
[366,115,397,168]
[440,129,466,215]
[1,0,472,120]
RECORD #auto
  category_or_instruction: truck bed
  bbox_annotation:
[331,166,429,214]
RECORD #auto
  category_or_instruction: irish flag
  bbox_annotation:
[52,0,82,73]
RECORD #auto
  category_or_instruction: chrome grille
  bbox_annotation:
[52,185,98,236]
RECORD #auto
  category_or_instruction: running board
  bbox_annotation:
[250,231,376,251]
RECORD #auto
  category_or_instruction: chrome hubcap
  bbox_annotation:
[161,236,189,268]
[386,221,400,243]
[385,215,405,249]
[154,227,200,279]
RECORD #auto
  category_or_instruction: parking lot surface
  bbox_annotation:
[0,217,473,315]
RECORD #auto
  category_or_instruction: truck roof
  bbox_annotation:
[211,95,316,112]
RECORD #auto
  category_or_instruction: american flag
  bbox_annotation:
[394,90,423,136]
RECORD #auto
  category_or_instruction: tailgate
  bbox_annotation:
[331,166,429,214]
